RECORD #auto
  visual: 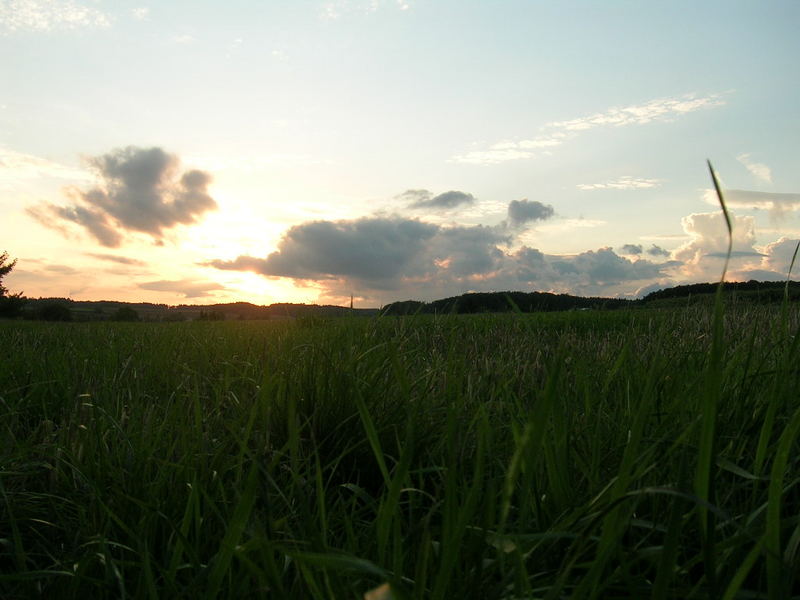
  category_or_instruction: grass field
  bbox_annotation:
[1,305,799,598]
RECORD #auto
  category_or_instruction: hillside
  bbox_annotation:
[8,279,799,322]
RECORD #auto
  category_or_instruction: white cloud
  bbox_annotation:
[450,148,537,165]
[451,92,726,165]
[701,188,800,218]
[577,176,663,191]
[0,147,91,184]
[550,94,725,131]
[671,211,761,280]
[320,0,413,19]
[534,218,606,234]
[736,153,772,184]
[131,7,149,21]
[172,33,195,44]
[0,0,111,32]
[755,237,800,276]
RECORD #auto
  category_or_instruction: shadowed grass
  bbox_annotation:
[0,301,798,598]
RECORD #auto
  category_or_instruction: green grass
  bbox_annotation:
[0,306,798,598]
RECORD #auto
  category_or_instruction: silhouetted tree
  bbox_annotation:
[0,251,26,318]
[38,302,73,322]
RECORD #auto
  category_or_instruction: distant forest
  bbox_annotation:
[381,280,800,315]
[6,280,800,322]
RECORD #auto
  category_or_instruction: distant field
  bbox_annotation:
[1,306,798,598]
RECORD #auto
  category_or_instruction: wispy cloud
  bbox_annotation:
[551,94,725,131]
[400,189,476,211]
[702,188,800,214]
[577,176,663,191]
[139,278,226,298]
[736,153,772,184]
[534,218,606,234]
[85,253,147,267]
[0,147,91,184]
[451,92,726,165]
[131,7,149,21]
[172,33,195,44]
[320,0,413,20]
[0,0,111,32]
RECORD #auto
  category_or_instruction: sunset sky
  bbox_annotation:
[2,0,799,307]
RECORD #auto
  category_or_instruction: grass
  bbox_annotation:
[0,303,798,598]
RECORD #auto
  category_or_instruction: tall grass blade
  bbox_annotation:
[766,405,800,600]
[207,464,259,598]
[692,159,731,595]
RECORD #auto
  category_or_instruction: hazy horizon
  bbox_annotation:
[3,1,799,306]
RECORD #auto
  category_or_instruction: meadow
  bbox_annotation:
[1,305,798,598]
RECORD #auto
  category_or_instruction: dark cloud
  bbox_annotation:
[507,199,555,227]
[705,250,766,258]
[138,278,225,298]
[396,189,432,205]
[400,189,476,210]
[647,244,670,257]
[207,215,676,302]
[208,217,440,288]
[85,253,147,266]
[570,248,669,284]
[30,146,217,247]
[429,225,509,277]
[621,244,643,255]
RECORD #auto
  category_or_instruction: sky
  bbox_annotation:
[2,0,799,307]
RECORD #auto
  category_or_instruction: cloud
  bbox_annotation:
[534,218,605,235]
[85,253,147,266]
[671,211,762,280]
[32,146,217,247]
[703,188,800,217]
[401,189,476,210]
[138,278,225,298]
[577,176,663,191]
[736,153,772,184]
[46,203,123,247]
[674,211,756,261]
[0,147,90,184]
[0,0,111,32]
[647,244,670,257]
[550,93,725,130]
[754,237,800,277]
[131,7,149,20]
[321,0,413,19]
[666,208,798,283]
[506,199,555,227]
[172,33,195,44]
[620,244,643,255]
[208,216,441,288]
[451,136,564,165]
[451,92,725,165]
[206,214,674,302]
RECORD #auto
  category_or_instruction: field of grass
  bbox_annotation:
[1,305,799,598]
